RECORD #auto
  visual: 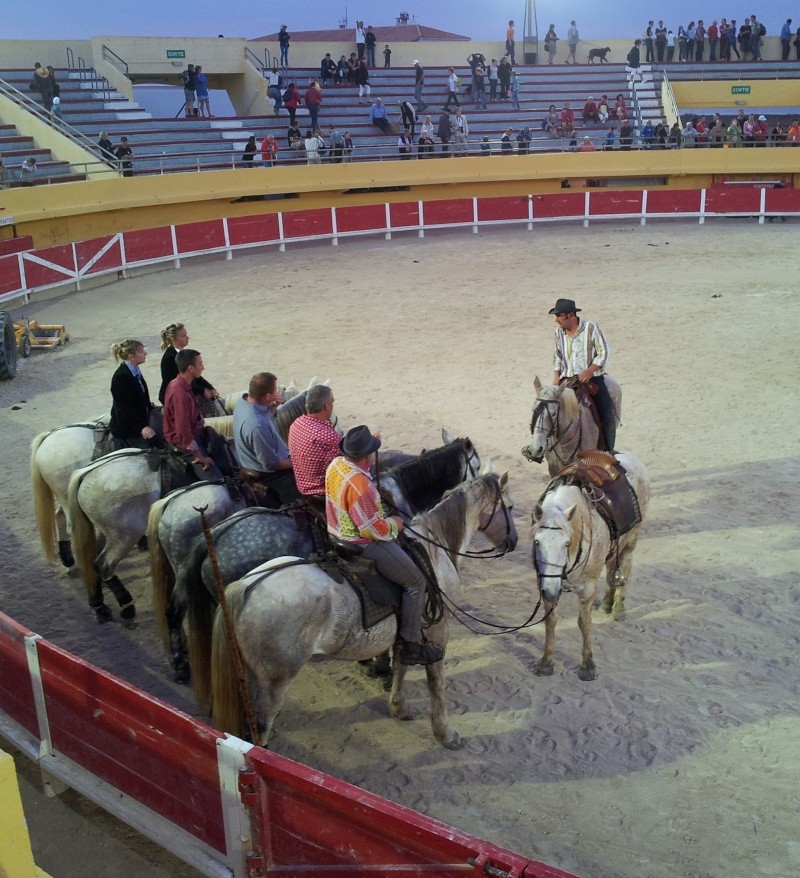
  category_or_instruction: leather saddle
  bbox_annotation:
[91,421,114,460]
[547,450,641,539]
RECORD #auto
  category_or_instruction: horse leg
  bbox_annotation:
[166,593,190,684]
[576,593,597,681]
[388,642,416,721]
[94,534,138,628]
[55,504,77,572]
[602,539,636,621]
[535,599,557,676]
[425,660,461,750]
[252,673,295,748]
[87,579,114,624]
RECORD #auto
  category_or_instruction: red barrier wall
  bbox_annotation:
[0,614,38,739]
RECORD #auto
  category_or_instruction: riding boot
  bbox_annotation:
[399,637,444,665]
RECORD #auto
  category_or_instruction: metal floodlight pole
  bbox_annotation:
[523,0,539,65]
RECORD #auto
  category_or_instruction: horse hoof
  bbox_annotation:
[397,708,418,721]
[136,535,149,552]
[120,616,138,630]
[174,664,191,685]
[66,566,81,579]
[535,661,554,677]
[382,675,393,692]
[94,604,114,624]
[577,663,597,682]
[612,608,626,622]
[442,732,463,750]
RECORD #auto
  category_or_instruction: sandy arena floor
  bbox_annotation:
[1,220,799,878]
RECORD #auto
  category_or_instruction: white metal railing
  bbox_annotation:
[660,69,683,131]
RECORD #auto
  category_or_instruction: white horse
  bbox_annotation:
[530,451,650,681]
[30,418,110,573]
[209,472,517,750]
[523,375,622,476]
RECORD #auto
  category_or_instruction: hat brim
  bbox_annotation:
[339,434,382,456]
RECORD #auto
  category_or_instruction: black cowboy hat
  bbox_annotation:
[548,298,582,315]
[340,425,381,458]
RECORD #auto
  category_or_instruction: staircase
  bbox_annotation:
[0,120,83,186]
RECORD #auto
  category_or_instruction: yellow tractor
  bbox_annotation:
[0,311,69,379]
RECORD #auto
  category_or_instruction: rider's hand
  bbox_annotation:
[578,368,594,384]
[141,426,156,439]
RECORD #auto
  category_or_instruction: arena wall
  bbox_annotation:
[671,79,800,110]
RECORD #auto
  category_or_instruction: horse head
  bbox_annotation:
[523,378,580,465]
[477,471,518,554]
[531,496,580,601]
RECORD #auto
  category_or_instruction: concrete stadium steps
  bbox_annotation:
[0,117,83,185]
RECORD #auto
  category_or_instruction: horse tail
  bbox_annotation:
[30,431,57,562]
[148,497,174,653]
[187,543,219,713]
[210,580,247,736]
[66,468,100,598]
[204,414,233,438]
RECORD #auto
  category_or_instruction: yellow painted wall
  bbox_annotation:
[672,79,800,109]
[0,749,50,878]
[3,148,799,247]
[0,93,118,180]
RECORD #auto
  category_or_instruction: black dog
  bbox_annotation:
[588,47,611,63]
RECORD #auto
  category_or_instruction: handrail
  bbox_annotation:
[102,45,129,77]
[629,78,644,131]
[660,68,683,131]
[245,47,266,72]
[0,76,111,168]
[77,57,87,81]
[263,47,274,69]
[66,47,74,71]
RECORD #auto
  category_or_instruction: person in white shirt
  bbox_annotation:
[452,109,469,153]
[566,21,580,64]
[304,130,321,164]
[444,67,461,111]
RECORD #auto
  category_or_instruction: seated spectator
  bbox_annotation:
[398,128,413,158]
[480,135,491,155]
[618,120,634,150]
[0,156,8,189]
[604,127,617,150]
[786,119,800,144]
[682,120,697,147]
[754,115,769,147]
[567,129,578,151]
[597,95,610,124]
[336,55,348,84]
[346,53,359,83]
[582,97,599,124]
[669,121,683,148]
[515,126,531,154]
[577,136,596,152]
[20,156,37,184]
[655,122,668,148]
[369,98,392,133]
[709,119,726,147]
[320,53,337,86]
[614,94,627,121]
[640,119,655,148]
[543,104,559,136]
[418,115,435,158]
[287,121,303,152]
[769,122,785,146]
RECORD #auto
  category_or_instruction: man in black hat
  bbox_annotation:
[549,298,617,452]
[325,425,445,666]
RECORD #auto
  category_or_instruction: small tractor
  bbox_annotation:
[0,311,69,380]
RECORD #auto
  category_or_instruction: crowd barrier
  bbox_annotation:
[1,186,799,305]
[0,611,578,877]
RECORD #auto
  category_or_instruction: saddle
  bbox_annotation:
[91,421,114,460]
[545,450,641,541]
[317,548,401,630]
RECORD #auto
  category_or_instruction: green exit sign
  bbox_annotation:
[167,49,186,59]
[731,85,751,94]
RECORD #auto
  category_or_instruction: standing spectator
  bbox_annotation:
[619,119,634,150]
[418,115,435,157]
[738,21,751,60]
[473,64,488,110]
[544,25,558,65]
[304,79,322,130]
[644,21,655,63]
[726,117,743,147]
[115,137,133,177]
[500,128,514,153]
[32,64,55,112]
[516,126,532,154]
[383,45,392,68]
[466,52,485,98]
[795,27,800,61]
[342,131,353,162]
[578,136,597,152]
[707,21,719,61]
[413,60,426,111]
[754,115,769,146]
[260,134,279,167]
[505,20,516,65]
[686,22,697,59]
[179,64,196,118]
[677,26,688,62]
[320,54,336,86]
[681,120,696,147]
[566,21,580,64]
[510,69,521,110]
[397,129,413,159]
[742,114,756,146]
[655,21,668,62]
[497,58,511,101]
[46,66,60,99]
[20,157,38,185]
[749,16,763,61]
[480,136,491,155]
[627,40,642,77]
[655,122,668,148]
[669,121,682,147]
[98,131,115,166]
[282,82,301,125]
[355,21,366,61]
[719,19,730,60]
[452,108,469,154]
[709,118,726,145]
[488,59,499,101]
[369,98,391,133]
[0,156,9,189]
[437,111,452,155]
[560,102,574,137]
[304,130,321,164]
[195,66,212,117]
[781,19,793,60]
[770,122,786,146]
[604,127,617,150]
[786,119,800,144]
[365,26,377,67]
[355,60,371,104]
[241,135,257,166]
[444,68,461,110]
[327,126,344,163]
[399,99,417,137]
[50,96,63,128]
[695,20,706,62]
[266,65,282,114]
[279,26,290,68]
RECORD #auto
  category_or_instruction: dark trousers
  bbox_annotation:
[361,540,427,643]
[194,427,234,480]
[656,40,666,62]
[252,469,301,504]
[591,376,617,451]
[645,39,654,62]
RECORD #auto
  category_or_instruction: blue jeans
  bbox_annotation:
[475,85,487,109]
[367,46,376,66]
[280,47,288,67]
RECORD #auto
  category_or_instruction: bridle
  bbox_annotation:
[530,394,582,466]
[463,442,480,480]
[531,522,587,595]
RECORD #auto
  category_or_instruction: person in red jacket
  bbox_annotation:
[560,102,574,137]
[753,115,770,146]
[304,79,323,131]
[282,82,301,126]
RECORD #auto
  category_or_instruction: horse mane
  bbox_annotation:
[386,439,471,515]
[274,391,307,441]
[421,474,495,558]
[559,386,579,421]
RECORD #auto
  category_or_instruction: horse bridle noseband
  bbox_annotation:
[531,395,583,464]
[532,523,585,593]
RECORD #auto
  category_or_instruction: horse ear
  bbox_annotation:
[499,471,508,489]
[564,503,577,520]
[534,375,542,392]
[441,427,453,444]
[323,378,330,387]
[480,458,493,475]
[306,376,318,390]
[532,502,543,522]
